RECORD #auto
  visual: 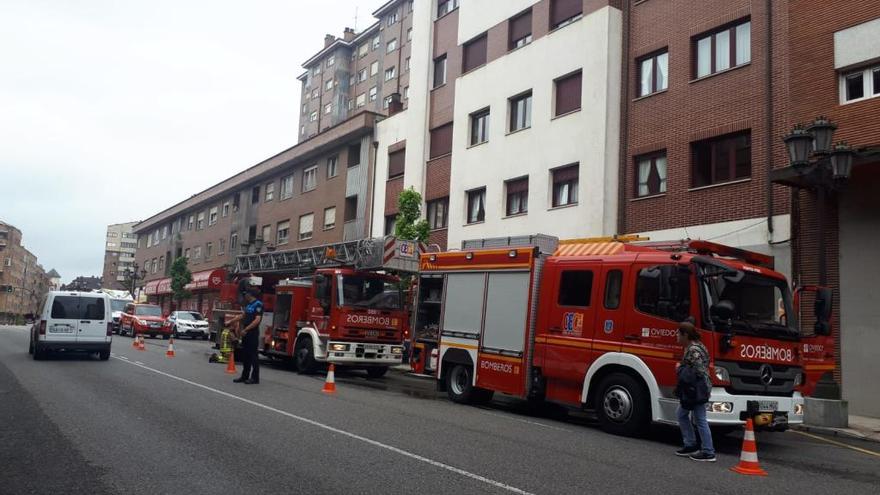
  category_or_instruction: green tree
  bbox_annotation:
[169,257,192,311]
[393,188,429,242]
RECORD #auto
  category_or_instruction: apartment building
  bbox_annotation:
[101,221,139,291]
[0,220,51,322]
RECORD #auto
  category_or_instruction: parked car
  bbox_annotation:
[165,311,209,339]
[119,303,170,339]
[29,291,112,360]
[109,297,132,334]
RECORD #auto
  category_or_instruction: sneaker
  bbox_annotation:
[675,446,700,457]
[233,377,247,383]
[689,452,717,462]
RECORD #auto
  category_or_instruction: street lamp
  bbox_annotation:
[781,117,855,184]
[783,124,813,170]
[805,116,837,155]
[123,264,147,298]
[830,141,854,181]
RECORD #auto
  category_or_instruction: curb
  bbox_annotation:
[794,424,880,444]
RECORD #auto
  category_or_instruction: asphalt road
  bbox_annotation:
[2,324,878,494]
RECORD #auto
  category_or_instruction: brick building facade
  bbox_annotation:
[0,220,52,322]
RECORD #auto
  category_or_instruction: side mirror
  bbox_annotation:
[639,267,661,279]
[710,300,736,321]
[814,288,833,336]
[722,270,745,284]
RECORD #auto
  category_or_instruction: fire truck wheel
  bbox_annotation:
[447,363,481,404]
[295,336,318,374]
[366,367,389,379]
[596,373,649,437]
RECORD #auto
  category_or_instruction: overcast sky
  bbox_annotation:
[0,0,372,283]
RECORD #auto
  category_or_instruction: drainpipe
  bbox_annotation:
[765,0,775,237]
[617,1,631,235]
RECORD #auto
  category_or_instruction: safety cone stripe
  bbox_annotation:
[739,451,759,463]
[744,430,756,442]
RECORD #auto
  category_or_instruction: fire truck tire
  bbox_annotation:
[366,367,389,379]
[295,336,318,374]
[596,373,650,437]
[446,364,493,404]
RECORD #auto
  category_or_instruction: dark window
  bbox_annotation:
[550,0,582,29]
[470,109,490,145]
[51,296,105,320]
[232,193,240,210]
[430,123,453,158]
[348,143,362,167]
[509,91,532,132]
[466,188,485,224]
[388,149,406,179]
[552,164,579,207]
[433,55,447,88]
[604,270,623,309]
[505,177,528,216]
[462,34,488,73]
[874,68,880,95]
[635,152,667,197]
[427,197,448,229]
[554,71,582,116]
[635,265,691,322]
[251,185,260,204]
[637,50,668,97]
[845,72,864,101]
[344,195,358,222]
[248,225,257,244]
[509,9,533,49]
[437,0,458,17]
[558,271,593,307]
[694,19,751,78]
[384,215,397,235]
[691,131,751,187]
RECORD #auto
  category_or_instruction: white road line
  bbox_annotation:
[118,355,129,360]
[476,409,572,433]
[111,357,533,495]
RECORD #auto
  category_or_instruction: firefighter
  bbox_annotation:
[230,287,263,384]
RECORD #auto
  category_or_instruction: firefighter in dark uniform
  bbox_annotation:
[233,287,263,384]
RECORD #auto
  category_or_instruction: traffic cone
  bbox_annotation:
[132,333,139,348]
[730,419,768,476]
[322,363,337,394]
[166,338,175,358]
[137,335,146,351]
[225,350,237,374]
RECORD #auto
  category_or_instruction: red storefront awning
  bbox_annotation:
[144,278,172,296]
[185,269,227,291]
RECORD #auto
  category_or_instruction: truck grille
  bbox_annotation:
[343,328,398,341]
[716,360,801,396]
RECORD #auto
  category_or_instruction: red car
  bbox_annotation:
[119,303,171,339]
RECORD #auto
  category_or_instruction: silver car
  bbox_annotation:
[166,311,209,339]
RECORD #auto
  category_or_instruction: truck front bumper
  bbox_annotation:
[705,389,804,429]
[321,341,404,366]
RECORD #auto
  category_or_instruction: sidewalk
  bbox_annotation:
[797,415,880,443]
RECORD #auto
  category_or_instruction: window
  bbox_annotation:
[301,125,306,136]
[429,123,453,158]
[552,164,579,207]
[509,9,533,49]
[311,89,318,99]
[327,156,339,178]
[505,177,528,216]
[691,131,751,187]
[356,93,366,107]
[349,74,357,87]
[403,86,409,100]
[218,238,226,255]
[554,70,582,116]
[187,215,194,230]
[205,243,213,260]
[298,213,314,241]
[276,221,290,245]
[372,36,380,50]
[324,79,333,91]
[433,55,447,88]
[309,111,318,122]
[387,38,398,53]
[437,0,458,18]
[840,65,880,104]
[324,207,336,230]
[385,215,397,235]
[635,152,668,197]
[558,271,593,307]
[470,109,490,145]
[370,61,379,76]
[261,225,271,244]
[280,175,294,199]
[385,66,396,81]
[196,212,205,230]
[193,246,202,260]
[348,143,362,167]
[638,50,668,97]
[635,265,691,322]
[407,28,413,41]
[324,103,332,114]
[232,193,240,211]
[427,197,448,229]
[388,149,406,178]
[604,270,623,309]
[161,225,168,239]
[383,95,393,109]
[230,232,238,253]
[265,182,275,201]
[387,10,399,26]
[466,188,486,224]
[358,68,367,82]
[358,43,368,58]
[463,34,488,73]
[326,55,335,67]
[209,206,218,225]
[184,248,190,259]
[313,65,321,76]
[694,20,751,79]
[303,166,318,192]
[251,185,260,204]
[405,57,411,72]
[509,91,532,132]
[344,195,358,222]
[550,0,583,29]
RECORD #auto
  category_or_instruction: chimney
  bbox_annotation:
[343,27,356,42]
[387,93,404,116]
[324,34,335,48]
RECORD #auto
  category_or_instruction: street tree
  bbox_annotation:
[393,188,429,242]
[169,257,192,312]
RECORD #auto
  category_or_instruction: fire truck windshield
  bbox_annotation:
[337,275,402,310]
[701,270,797,336]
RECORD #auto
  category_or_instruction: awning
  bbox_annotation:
[185,268,227,291]
[144,278,172,296]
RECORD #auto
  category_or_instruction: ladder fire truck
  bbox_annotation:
[212,236,424,376]
[415,234,834,436]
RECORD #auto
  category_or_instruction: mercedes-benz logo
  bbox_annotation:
[759,364,774,386]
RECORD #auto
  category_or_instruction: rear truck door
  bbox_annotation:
[534,259,599,405]
[46,295,81,345]
[77,295,109,343]
[438,272,485,387]
[795,286,836,397]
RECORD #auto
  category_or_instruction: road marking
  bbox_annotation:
[111,357,533,495]
[476,408,572,433]
[117,355,129,360]
[793,430,880,458]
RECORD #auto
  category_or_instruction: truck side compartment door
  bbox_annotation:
[591,264,629,361]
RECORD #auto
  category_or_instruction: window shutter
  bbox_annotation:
[550,0,582,28]
[324,207,336,227]
[300,214,314,234]
[429,124,453,158]
[554,164,579,182]
[506,177,529,194]
[509,10,532,44]
[388,149,406,178]
[555,71,582,116]
[463,34,488,72]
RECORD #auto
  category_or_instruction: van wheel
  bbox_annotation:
[366,366,388,379]
[446,363,488,404]
[99,349,110,361]
[33,344,46,361]
[28,334,34,355]
[596,373,650,437]
[294,336,317,374]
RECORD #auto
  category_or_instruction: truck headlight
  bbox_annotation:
[391,346,403,355]
[709,402,734,413]
[794,403,804,416]
[713,365,730,383]
[330,343,349,352]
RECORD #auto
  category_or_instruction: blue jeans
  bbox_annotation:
[677,405,715,456]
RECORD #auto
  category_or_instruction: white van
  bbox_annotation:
[29,291,112,360]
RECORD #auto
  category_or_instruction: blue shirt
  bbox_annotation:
[242,299,263,328]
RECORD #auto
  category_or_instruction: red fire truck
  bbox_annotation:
[213,236,423,376]
[416,235,834,436]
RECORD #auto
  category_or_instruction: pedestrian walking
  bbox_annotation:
[674,321,715,462]
[232,287,263,385]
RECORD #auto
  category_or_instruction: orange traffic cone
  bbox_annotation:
[137,335,146,351]
[225,350,237,374]
[730,419,768,476]
[132,333,139,348]
[166,338,175,358]
[322,363,337,394]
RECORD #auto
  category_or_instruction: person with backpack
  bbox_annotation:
[674,321,715,462]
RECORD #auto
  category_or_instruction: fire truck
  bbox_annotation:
[212,236,423,376]
[415,234,834,436]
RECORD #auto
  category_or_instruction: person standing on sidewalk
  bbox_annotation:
[674,321,715,462]
[233,287,263,385]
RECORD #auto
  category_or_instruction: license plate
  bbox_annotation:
[49,325,74,333]
[757,400,778,412]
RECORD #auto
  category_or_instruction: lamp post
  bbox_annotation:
[123,263,148,300]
